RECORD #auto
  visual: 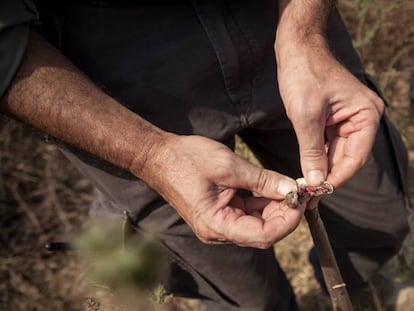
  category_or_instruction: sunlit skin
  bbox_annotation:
[2,0,384,248]
[276,1,384,189]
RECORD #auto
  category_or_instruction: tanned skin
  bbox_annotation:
[276,0,384,187]
[1,1,384,248]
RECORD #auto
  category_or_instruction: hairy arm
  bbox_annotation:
[275,0,383,187]
[1,31,168,177]
[277,0,335,42]
[1,31,301,248]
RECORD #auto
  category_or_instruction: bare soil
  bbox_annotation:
[1,0,414,310]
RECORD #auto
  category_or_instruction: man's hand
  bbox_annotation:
[137,135,302,249]
[277,43,384,187]
[275,0,384,188]
[3,31,301,249]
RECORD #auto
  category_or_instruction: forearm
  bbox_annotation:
[276,0,336,60]
[1,31,169,177]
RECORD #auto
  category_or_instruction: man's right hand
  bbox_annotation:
[3,31,302,249]
[136,135,302,249]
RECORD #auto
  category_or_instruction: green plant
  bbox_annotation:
[150,284,174,305]
[74,223,167,290]
[351,0,400,51]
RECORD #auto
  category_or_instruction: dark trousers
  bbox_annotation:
[42,1,411,310]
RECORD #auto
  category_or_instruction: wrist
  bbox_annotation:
[275,32,328,60]
[128,130,177,179]
[275,0,334,63]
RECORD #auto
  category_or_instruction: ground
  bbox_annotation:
[1,0,414,310]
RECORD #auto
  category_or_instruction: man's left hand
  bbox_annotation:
[276,39,384,188]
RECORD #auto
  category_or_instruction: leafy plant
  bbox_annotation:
[74,223,167,290]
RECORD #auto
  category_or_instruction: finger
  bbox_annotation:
[202,237,231,245]
[231,158,297,199]
[221,203,305,248]
[241,197,288,218]
[244,197,289,219]
[291,111,328,185]
[226,196,269,216]
[327,124,377,187]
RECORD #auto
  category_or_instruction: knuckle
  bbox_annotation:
[257,241,273,249]
[198,237,211,244]
[301,148,326,161]
[285,100,303,117]
[355,155,368,170]
[289,112,324,135]
[256,243,268,250]
[193,223,210,242]
[373,97,385,114]
[361,89,385,114]
[216,152,236,179]
[346,154,368,172]
[257,232,274,249]
[372,95,384,106]
[255,169,270,193]
[287,99,322,121]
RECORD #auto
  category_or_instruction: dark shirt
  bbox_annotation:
[0,0,38,98]
[0,1,363,180]
[0,0,282,178]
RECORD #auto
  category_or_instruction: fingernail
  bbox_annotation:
[307,170,325,185]
[278,179,296,196]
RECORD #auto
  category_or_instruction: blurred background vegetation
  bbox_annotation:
[1,0,413,310]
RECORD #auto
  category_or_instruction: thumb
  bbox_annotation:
[294,118,328,185]
[232,159,297,199]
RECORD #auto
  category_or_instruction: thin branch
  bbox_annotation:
[305,197,354,311]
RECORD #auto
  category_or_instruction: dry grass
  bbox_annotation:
[0,117,93,310]
[1,0,414,310]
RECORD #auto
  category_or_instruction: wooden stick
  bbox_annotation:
[305,198,354,311]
